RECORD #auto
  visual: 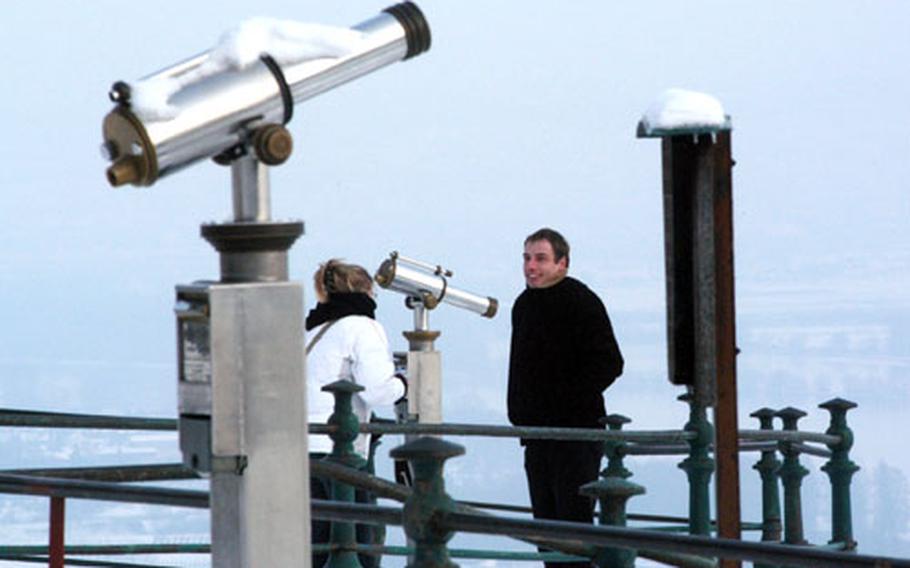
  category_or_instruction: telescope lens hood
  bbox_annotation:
[383,2,431,59]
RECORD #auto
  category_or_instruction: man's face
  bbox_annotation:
[523,239,567,288]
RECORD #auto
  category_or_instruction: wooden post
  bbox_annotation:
[710,131,742,565]
[49,496,65,568]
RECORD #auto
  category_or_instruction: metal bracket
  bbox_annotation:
[212,455,249,475]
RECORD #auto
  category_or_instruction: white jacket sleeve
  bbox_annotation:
[350,320,405,407]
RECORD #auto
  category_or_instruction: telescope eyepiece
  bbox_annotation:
[107,157,141,186]
[383,2,431,59]
[484,297,499,318]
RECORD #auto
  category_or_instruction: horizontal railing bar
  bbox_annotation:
[623,442,780,456]
[791,442,833,458]
[0,474,208,509]
[0,408,841,448]
[0,554,178,567]
[334,544,588,562]
[0,409,176,431]
[1,543,707,567]
[818,542,849,551]
[454,504,758,533]
[623,443,690,456]
[457,500,532,514]
[311,499,402,524]
[623,440,831,458]
[641,549,718,568]
[0,544,209,555]
[0,477,879,567]
[312,422,696,443]
[739,429,840,446]
[442,509,907,568]
[629,512,693,524]
[312,460,410,502]
[643,525,703,533]
[642,523,762,534]
[1,464,199,483]
[314,501,891,568]
[4,456,604,497]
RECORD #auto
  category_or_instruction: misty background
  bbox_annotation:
[1,1,907,566]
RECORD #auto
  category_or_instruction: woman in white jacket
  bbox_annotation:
[305,258,405,568]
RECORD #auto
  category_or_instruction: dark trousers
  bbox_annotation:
[524,440,602,568]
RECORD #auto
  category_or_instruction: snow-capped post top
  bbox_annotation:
[129,19,367,121]
[636,88,731,138]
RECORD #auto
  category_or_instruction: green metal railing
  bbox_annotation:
[0,391,904,568]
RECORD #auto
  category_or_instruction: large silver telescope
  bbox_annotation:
[375,252,498,318]
[102,2,430,187]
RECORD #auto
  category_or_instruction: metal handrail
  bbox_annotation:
[0,409,176,431]
[316,421,697,443]
[0,408,843,449]
[0,555,178,568]
[739,428,840,446]
[3,464,199,482]
[0,544,208,555]
[312,500,910,568]
[0,473,207,509]
[623,440,832,458]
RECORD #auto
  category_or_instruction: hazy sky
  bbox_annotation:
[1,1,908,565]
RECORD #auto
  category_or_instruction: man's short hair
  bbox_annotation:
[525,228,570,267]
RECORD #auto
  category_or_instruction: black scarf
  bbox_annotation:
[305,293,376,331]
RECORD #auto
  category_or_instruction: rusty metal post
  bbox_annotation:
[49,496,65,568]
[706,131,741,564]
[639,113,740,566]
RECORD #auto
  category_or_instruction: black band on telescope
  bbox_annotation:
[383,2,431,59]
[437,275,448,303]
[260,54,294,124]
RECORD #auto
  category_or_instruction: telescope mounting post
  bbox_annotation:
[402,298,443,434]
[231,153,271,223]
[178,135,309,568]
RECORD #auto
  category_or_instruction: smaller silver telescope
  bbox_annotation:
[375,252,498,318]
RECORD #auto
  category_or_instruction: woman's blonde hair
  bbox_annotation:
[314,258,374,301]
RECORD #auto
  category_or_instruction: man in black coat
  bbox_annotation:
[508,228,624,568]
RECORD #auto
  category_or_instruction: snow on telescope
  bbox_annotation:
[101,3,431,187]
[375,252,498,318]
